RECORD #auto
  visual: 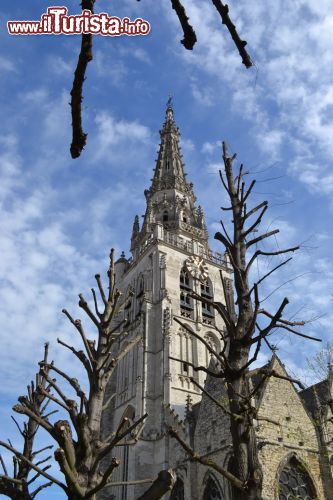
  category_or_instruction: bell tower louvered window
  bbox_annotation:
[180,269,193,319]
[201,278,214,324]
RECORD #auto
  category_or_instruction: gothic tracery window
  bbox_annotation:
[202,476,222,500]
[177,327,197,379]
[170,478,185,500]
[278,456,316,500]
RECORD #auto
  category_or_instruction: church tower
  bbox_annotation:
[102,102,233,499]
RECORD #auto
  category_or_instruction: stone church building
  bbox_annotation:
[101,104,333,499]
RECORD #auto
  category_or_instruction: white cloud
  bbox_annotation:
[190,80,214,106]
[206,161,223,173]
[118,46,152,64]
[165,0,333,195]
[22,88,49,104]
[94,49,128,86]
[0,55,17,73]
[92,111,151,161]
[201,141,220,154]
[180,137,195,152]
[47,55,73,74]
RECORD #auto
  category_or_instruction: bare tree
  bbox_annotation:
[5,250,174,499]
[70,0,252,158]
[307,341,333,383]
[0,344,54,499]
[169,142,321,499]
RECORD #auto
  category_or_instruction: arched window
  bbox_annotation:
[117,341,131,403]
[201,278,214,324]
[180,269,193,319]
[137,275,144,296]
[180,269,191,289]
[163,210,169,222]
[278,456,316,500]
[177,327,197,378]
[227,456,238,500]
[124,286,134,325]
[136,275,145,316]
[170,478,184,500]
[202,475,222,500]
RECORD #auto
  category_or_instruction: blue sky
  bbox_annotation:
[1,0,333,497]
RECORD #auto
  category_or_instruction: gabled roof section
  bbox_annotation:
[300,378,333,416]
[249,354,306,412]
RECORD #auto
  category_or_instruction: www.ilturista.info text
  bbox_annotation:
[7,7,151,36]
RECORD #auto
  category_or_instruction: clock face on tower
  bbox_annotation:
[185,256,209,281]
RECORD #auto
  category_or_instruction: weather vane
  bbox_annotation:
[166,93,173,109]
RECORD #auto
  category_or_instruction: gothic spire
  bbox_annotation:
[130,215,140,252]
[131,102,209,257]
[148,101,191,197]
[132,214,140,235]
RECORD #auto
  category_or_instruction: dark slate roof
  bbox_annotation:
[300,379,331,415]
[191,401,201,425]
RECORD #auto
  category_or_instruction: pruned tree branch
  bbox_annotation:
[247,367,306,391]
[190,377,243,422]
[0,441,67,494]
[137,469,176,500]
[70,0,95,158]
[0,345,55,499]
[169,427,245,490]
[169,355,224,378]
[174,316,226,367]
[211,0,252,67]
[170,0,197,50]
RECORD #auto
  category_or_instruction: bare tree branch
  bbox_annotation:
[168,428,245,490]
[246,246,299,274]
[70,0,95,158]
[137,469,176,500]
[247,367,305,391]
[190,377,243,422]
[169,356,223,378]
[170,0,197,50]
[174,317,226,367]
[0,441,67,493]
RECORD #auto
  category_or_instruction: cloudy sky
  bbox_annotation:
[1,0,333,496]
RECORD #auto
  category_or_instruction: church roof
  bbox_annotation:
[300,378,332,415]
